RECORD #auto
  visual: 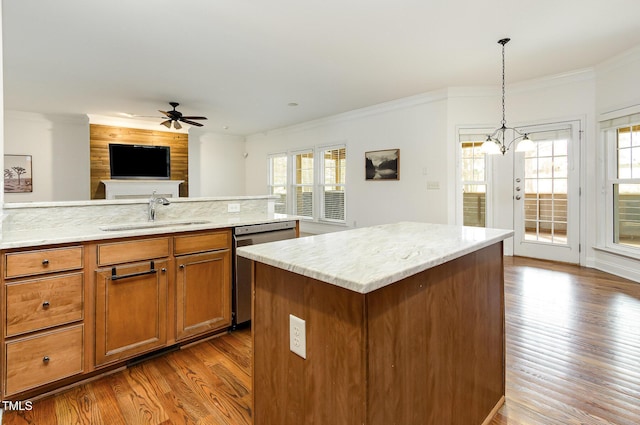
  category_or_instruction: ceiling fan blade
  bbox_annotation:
[158,110,171,118]
[180,119,204,127]
[160,120,172,128]
[180,116,208,120]
[173,121,182,130]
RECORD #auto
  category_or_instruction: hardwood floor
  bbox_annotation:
[2,256,639,424]
[490,257,640,425]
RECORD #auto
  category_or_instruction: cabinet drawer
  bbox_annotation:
[174,230,230,255]
[5,325,84,396]
[97,237,170,266]
[5,246,83,279]
[5,273,84,337]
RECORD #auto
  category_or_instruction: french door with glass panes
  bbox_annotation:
[513,122,580,263]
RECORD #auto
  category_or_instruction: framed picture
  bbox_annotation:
[365,149,399,180]
[4,154,33,193]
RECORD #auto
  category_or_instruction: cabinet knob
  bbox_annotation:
[161,268,167,273]
[42,259,50,266]
[179,264,185,269]
[42,301,50,309]
[43,356,50,364]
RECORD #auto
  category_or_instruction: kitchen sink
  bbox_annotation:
[99,220,211,232]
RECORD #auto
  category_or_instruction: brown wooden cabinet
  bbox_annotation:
[1,226,237,401]
[94,238,169,367]
[174,231,231,341]
[2,245,85,398]
[176,250,231,340]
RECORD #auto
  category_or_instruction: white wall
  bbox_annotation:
[3,113,248,202]
[245,92,449,233]
[188,129,246,197]
[0,6,4,206]
[589,46,640,281]
[4,111,90,202]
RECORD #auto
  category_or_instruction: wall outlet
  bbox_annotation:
[289,314,306,359]
[227,203,240,213]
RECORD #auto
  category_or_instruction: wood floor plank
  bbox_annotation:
[490,256,640,425]
[2,257,639,425]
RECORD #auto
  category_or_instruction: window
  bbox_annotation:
[293,151,314,218]
[522,131,569,244]
[268,144,347,223]
[268,154,287,213]
[321,147,346,221]
[460,134,489,227]
[611,125,640,248]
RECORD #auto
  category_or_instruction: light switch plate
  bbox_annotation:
[289,314,306,359]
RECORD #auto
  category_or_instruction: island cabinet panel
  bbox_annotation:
[253,264,367,425]
[252,242,505,425]
[366,243,505,425]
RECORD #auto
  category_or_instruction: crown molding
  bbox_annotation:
[595,44,640,75]
[6,110,89,125]
[252,89,449,137]
[509,68,596,95]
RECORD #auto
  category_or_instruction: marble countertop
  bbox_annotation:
[0,213,298,249]
[237,222,513,294]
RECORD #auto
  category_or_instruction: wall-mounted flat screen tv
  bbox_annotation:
[109,143,171,179]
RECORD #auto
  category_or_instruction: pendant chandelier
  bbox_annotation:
[482,38,535,155]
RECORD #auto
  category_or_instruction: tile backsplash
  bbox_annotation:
[2,196,276,232]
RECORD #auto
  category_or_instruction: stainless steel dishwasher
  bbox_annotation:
[233,221,297,327]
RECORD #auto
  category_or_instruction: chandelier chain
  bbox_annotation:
[501,41,506,127]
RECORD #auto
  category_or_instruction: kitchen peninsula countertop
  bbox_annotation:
[237,221,513,294]
[0,213,297,249]
[0,196,298,249]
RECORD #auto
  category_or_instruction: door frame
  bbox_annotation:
[512,119,583,264]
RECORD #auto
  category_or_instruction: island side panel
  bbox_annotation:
[366,242,505,425]
[252,263,367,425]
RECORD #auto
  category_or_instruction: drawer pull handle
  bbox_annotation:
[42,259,50,266]
[42,301,50,309]
[111,261,157,281]
[43,356,50,364]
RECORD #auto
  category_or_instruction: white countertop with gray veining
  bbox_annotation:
[237,222,513,294]
[0,213,297,250]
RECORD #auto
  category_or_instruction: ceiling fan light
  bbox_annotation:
[174,121,182,130]
[160,120,172,128]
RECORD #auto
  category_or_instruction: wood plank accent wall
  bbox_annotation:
[89,124,189,199]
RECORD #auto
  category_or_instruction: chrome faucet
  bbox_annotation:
[148,191,170,221]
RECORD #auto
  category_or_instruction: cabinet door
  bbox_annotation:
[175,250,231,340]
[95,260,168,366]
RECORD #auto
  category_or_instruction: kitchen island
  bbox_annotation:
[237,222,513,425]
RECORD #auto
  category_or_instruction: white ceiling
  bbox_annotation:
[4,0,640,135]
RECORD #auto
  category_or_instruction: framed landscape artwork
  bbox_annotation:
[365,149,399,180]
[4,154,33,193]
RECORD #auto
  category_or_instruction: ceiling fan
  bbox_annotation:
[158,102,207,130]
